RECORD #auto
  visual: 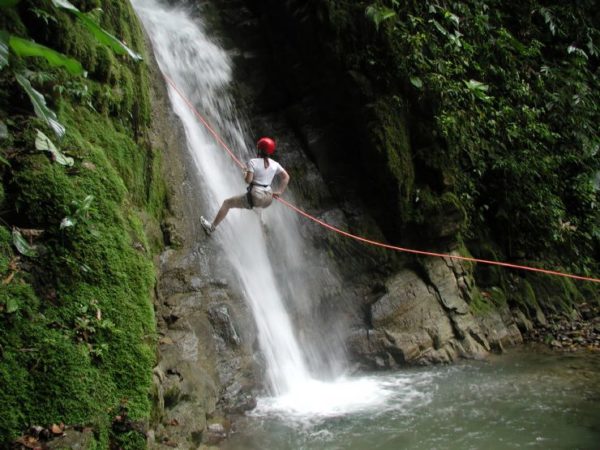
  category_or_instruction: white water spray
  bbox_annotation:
[131,0,394,414]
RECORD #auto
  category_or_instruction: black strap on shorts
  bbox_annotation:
[246,185,254,208]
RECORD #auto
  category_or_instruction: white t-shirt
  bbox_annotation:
[247,158,284,187]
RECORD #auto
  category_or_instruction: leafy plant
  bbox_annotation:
[34,129,74,166]
[1,0,143,141]
[365,5,396,31]
[463,79,491,102]
[51,0,142,61]
[9,36,85,75]
[15,73,66,137]
[11,229,38,258]
[360,0,599,271]
[0,31,8,68]
[29,7,57,25]
[60,195,94,230]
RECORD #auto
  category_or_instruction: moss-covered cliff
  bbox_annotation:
[0,0,165,446]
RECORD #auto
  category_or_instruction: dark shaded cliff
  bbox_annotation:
[200,0,599,315]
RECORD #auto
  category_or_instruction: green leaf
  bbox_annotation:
[60,217,75,229]
[0,0,20,7]
[35,129,74,166]
[410,76,423,88]
[464,79,489,92]
[52,0,142,61]
[464,79,492,102]
[12,229,38,257]
[9,36,85,75]
[431,19,448,36]
[365,5,396,31]
[77,13,142,60]
[444,11,460,28]
[50,0,77,12]
[77,195,94,215]
[0,120,7,139]
[0,30,8,69]
[6,297,19,313]
[539,7,557,36]
[0,122,8,164]
[15,73,66,138]
[567,45,588,59]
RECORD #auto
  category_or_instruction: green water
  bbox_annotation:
[223,346,600,450]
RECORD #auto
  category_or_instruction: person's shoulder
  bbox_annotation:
[271,159,284,171]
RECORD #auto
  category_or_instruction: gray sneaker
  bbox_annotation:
[200,216,214,236]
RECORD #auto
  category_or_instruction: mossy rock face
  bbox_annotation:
[0,0,165,445]
[414,190,466,240]
[526,274,585,315]
[358,98,415,235]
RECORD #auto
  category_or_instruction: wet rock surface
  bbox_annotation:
[143,27,260,448]
[348,257,521,368]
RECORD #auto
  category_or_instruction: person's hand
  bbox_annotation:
[272,192,280,198]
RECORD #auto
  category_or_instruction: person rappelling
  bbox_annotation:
[200,137,290,235]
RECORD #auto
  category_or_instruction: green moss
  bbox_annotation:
[412,189,467,239]
[511,279,539,320]
[0,0,166,445]
[369,98,414,207]
[469,289,493,315]
[526,274,584,314]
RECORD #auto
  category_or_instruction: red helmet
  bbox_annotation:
[257,137,276,155]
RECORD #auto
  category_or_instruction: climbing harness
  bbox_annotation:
[163,73,600,284]
[245,185,254,208]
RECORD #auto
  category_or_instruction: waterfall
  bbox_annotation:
[132,0,392,415]
[131,0,317,395]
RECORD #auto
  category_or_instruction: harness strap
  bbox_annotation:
[246,185,254,208]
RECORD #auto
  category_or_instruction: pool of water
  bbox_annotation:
[222,346,600,450]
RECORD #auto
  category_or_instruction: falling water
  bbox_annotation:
[131,0,394,414]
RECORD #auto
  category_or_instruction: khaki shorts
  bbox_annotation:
[230,187,273,209]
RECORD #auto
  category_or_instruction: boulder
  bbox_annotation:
[369,269,456,364]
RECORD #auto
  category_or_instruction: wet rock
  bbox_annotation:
[45,428,95,450]
[208,303,241,346]
[203,422,227,446]
[476,307,523,352]
[512,308,534,333]
[365,268,491,364]
[346,328,395,370]
[423,257,469,315]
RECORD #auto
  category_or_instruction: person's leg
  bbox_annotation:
[212,196,241,228]
[201,194,249,235]
[211,194,248,230]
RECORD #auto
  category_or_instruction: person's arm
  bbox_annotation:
[244,169,253,184]
[244,160,254,184]
[273,169,290,197]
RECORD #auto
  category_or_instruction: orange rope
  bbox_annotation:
[163,74,600,284]
[165,75,245,168]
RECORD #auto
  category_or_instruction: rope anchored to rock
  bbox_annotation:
[163,73,600,284]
